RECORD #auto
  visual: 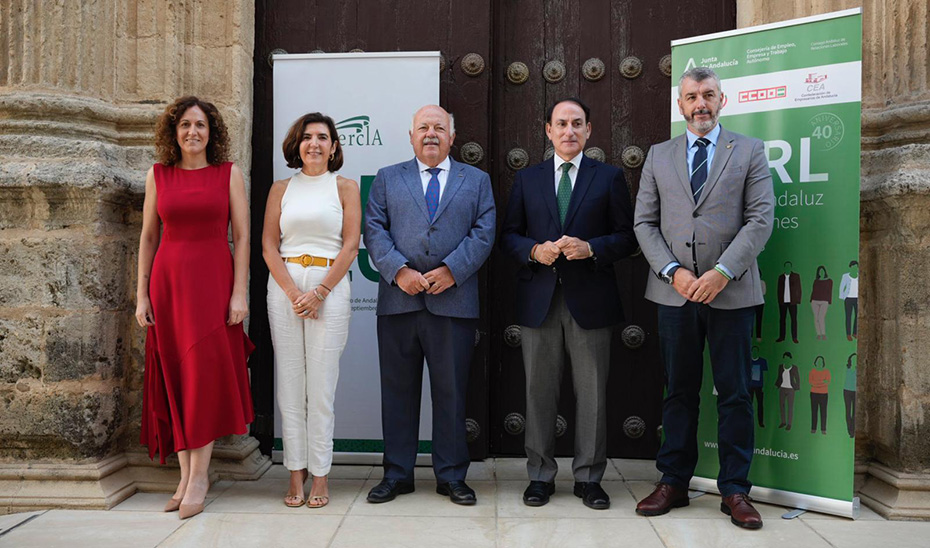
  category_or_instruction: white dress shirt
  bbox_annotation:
[553,151,584,194]
[416,156,452,200]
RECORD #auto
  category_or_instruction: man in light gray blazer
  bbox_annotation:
[363,105,495,506]
[633,67,774,529]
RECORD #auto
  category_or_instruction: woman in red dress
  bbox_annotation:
[135,96,254,520]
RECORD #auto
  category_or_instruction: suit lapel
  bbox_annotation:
[563,155,595,230]
[431,158,465,223]
[401,158,431,222]
[539,158,561,229]
[695,126,735,209]
[672,135,693,205]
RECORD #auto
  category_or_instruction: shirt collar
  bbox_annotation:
[686,123,721,149]
[553,151,584,173]
[417,156,451,174]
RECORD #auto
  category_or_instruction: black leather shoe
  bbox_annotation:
[366,479,415,503]
[574,482,610,510]
[523,481,555,507]
[436,480,477,505]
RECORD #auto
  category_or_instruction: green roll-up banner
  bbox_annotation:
[670,9,862,518]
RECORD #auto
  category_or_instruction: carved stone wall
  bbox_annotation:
[0,0,267,512]
[740,1,930,519]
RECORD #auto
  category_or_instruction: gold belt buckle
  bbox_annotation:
[299,254,315,267]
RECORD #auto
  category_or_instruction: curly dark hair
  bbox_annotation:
[154,96,230,166]
[282,112,344,171]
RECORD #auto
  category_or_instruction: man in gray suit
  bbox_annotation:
[363,105,495,506]
[633,67,774,529]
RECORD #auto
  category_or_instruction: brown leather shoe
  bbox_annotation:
[635,482,689,516]
[720,493,763,529]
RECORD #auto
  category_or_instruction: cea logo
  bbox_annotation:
[336,116,383,147]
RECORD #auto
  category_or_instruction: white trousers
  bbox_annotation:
[267,263,350,475]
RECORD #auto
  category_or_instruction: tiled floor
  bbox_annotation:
[1,458,928,548]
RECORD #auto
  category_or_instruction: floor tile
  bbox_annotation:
[331,516,496,548]
[113,485,227,513]
[625,481,789,520]
[612,458,661,482]
[0,510,43,535]
[804,519,930,548]
[0,510,183,548]
[349,479,496,517]
[494,458,622,481]
[205,478,364,515]
[496,480,637,519]
[498,517,664,548]
[159,513,343,547]
[651,517,832,547]
[367,460,494,481]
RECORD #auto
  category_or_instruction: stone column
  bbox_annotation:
[0,0,268,512]
[739,0,930,519]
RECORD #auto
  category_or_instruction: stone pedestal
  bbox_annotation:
[740,0,930,519]
[0,0,266,513]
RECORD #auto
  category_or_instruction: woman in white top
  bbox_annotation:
[262,112,361,508]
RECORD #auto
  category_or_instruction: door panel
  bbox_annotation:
[251,0,735,459]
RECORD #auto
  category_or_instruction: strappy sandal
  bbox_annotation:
[284,493,305,508]
[307,494,329,508]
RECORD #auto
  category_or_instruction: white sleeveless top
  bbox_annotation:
[278,170,343,259]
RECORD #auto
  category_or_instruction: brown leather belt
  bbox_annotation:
[284,254,335,267]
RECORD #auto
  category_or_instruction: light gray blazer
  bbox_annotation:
[634,126,774,309]
[364,157,496,319]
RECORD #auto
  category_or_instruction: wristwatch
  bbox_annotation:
[661,265,680,285]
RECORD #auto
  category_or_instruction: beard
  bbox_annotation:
[685,108,718,134]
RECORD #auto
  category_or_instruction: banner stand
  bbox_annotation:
[671,9,863,519]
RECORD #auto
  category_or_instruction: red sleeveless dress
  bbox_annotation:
[141,162,255,463]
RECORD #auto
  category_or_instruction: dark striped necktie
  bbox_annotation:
[690,137,710,201]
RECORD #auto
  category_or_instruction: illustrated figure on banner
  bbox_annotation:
[776,261,801,344]
[775,352,800,431]
[810,265,833,340]
[839,261,859,341]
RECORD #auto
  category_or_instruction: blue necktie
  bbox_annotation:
[691,137,710,201]
[425,167,441,221]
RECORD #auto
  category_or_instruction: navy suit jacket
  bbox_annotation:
[499,155,637,329]
[364,157,496,319]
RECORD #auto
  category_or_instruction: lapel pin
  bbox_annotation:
[726,144,733,149]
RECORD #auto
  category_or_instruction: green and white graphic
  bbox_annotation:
[273,52,440,459]
[671,9,862,518]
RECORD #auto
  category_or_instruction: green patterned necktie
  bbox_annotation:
[557,162,572,225]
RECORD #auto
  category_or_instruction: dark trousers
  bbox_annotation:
[810,393,828,433]
[845,298,858,336]
[778,388,796,427]
[750,386,764,427]
[656,302,755,497]
[778,302,798,341]
[377,310,477,484]
[753,303,764,339]
[844,389,856,438]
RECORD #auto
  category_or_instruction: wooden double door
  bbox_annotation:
[249,1,736,459]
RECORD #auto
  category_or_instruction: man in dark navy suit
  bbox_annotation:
[500,98,637,509]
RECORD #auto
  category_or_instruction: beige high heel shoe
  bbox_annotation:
[178,502,204,519]
[164,497,183,512]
